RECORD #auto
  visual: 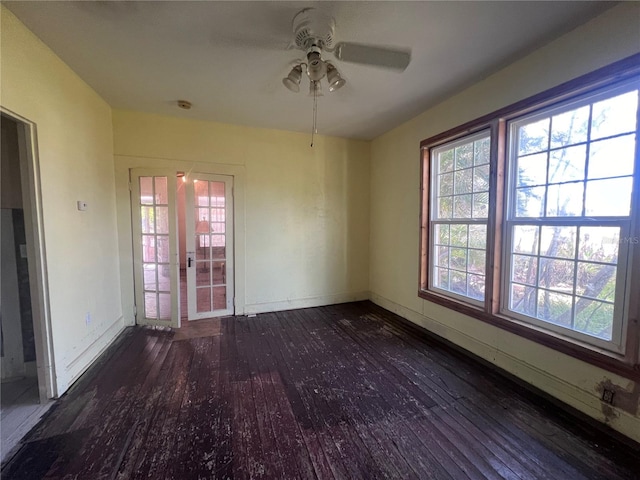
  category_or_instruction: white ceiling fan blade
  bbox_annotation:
[333,42,411,71]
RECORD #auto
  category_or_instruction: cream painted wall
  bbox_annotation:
[0,7,124,395]
[113,110,370,320]
[369,3,640,442]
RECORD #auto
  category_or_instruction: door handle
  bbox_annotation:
[187,251,195,268]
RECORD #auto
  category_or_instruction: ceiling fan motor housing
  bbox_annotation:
[292,8,335,50]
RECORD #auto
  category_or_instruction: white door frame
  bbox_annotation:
[185,173,234,319]
[130,168,181,328]
[1,107,57,401]
[115,156,246,325]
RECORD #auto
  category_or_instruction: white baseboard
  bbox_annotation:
[245,291,370,315]
[369,292,640,444]
[59,316,125,395]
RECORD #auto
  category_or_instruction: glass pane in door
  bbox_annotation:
[193,179,227,313]
[139,176,171,320]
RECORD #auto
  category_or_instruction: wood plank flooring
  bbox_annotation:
[2,301,639,479]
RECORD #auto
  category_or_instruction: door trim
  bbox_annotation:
[1,107,57,400]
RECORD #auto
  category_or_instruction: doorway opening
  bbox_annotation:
[1,112,54,462]
[130,170,234,329]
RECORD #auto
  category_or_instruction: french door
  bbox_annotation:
[185,174,234,319]
[131,170,180,327]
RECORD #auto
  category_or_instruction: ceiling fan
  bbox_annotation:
[282,7,412,95]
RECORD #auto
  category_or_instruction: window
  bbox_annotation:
[504,87,637,350]
[420,55,640,375]
[429,131,490,304]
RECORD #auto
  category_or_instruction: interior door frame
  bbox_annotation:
[130,168,181,328]
[1,107,57,401]
[185,173,235,320]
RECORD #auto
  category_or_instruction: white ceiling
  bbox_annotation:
[5,1,612,140]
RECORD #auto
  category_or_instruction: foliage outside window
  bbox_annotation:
[419,56,640,374]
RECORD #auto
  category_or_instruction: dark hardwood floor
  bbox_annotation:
[2,302,639,479]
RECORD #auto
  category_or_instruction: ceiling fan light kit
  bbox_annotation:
[282,7,412,145]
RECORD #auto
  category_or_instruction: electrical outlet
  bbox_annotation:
[85,312,91,326]
[602,388,615,405]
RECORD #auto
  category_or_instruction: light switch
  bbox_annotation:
[77,201,88,211]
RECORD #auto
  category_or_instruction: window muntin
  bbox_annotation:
[503,85,638,350]
[429,131,491,304]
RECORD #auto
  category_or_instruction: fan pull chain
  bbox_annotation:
[311,81,318,147]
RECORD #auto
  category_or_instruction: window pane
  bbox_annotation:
[438,196,452,219]
[537,290,572,327]
[578,227,619,263]
[434,267,450,290]
[550,105,589,148]
[585,177,632,216]
[439,173,453,195]
[154,177,168,205]
[575,299,614,340]
[450,248,467,271]
[518,118,549,155]
[513,225,539,255]
[197,287,212,313]
[468,225,486,249]
[142,235,156,263]
[454,169,473,194]
[439,149,454,173]
[434,224,450,245]
[468,249,486,274]
[158,293,171,320]
[434,246,449,268]
[588,135,635,180]
[473,165,490,193]
[576,263,616,301]
[511,284,537,317]
[474,137,490,165]
[540,226,576,259]
[453,194,472,218]
[455,143,473,169]
[450,225,468,246]
[450,271,466,295]
[548,145,586,183]
[194,180,209,206]
[516,186,545,217]
[472,193,489,219]
[512,255,537,286]
[591,90,638,140]
[141,206,155,234]
[143,264,157,291]
[139,177,153,204]
[157,265,171,292]
[545,182,583,217]
[467,275,485,300]
[213,261,226,286]
[538,258,574,291]
[155,206,169,234]
[213,286,227,310]
[516,153,547,187]
[156,235,169,263]
[144,292,157,319]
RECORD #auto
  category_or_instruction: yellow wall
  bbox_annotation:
[0,7,123,395]
[113,110,370,319]
[369,3,640,442]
